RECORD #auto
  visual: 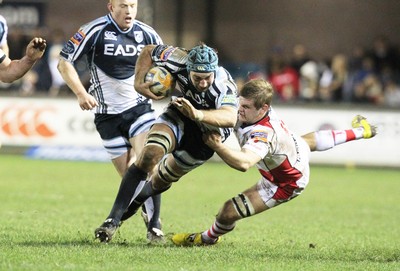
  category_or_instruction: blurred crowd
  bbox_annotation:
[1,26,400,108]
[226,35,400,108]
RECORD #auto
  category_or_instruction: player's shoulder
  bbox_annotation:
[132,20,162,44]
[153,45,188,63]
[134,20,158,33]
[214,66,237,93]
[78,15,109,34]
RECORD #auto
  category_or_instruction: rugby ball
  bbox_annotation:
[145,66,175,98]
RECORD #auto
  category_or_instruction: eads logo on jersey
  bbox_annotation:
[104,44,145,56]
[0,105,56,138]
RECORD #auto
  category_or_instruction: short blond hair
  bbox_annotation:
[239,79,274,109]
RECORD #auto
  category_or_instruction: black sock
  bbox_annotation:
[135,180,171,203]
[120,181,171,223]
[107,164,147,223]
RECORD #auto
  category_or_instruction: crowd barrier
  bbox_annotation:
[0,97,398,167]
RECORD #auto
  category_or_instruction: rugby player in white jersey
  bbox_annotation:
[0,37,46,83]
[170,79,377,246]
[57,0,164,242]
[94,42,239,243]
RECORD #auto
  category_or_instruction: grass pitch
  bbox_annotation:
[0,155,399,271]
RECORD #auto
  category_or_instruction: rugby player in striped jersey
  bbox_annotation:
[58,0,164,243]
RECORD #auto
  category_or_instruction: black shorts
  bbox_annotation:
[158,106,214,161]
[94,103,156,158]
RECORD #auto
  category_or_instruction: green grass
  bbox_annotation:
[0,155,399,271]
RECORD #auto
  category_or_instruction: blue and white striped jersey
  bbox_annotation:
[151,45,238,140]
[0,15,8,47]
[60,14,163,114]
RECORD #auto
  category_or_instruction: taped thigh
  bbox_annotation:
[145,130,173,154]
[156,154,182,184]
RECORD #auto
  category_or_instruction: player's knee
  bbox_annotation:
[138,145,165,172]
[145,130,174,154]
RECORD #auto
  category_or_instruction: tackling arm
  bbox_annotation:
[172,97,237,128]
[203,132,262,172]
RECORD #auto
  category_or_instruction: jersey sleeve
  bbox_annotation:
[214,67,238,109]
[143,27,163,46]
[151,45,188,73]
[60,17,106,63]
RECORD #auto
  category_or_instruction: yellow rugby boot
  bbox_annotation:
[351,115,377,139]
[171,233,221,246]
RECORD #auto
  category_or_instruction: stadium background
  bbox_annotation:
[0,0,399,167]
[2,0,400,62]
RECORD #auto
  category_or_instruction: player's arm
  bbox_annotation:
[0,37,46,83]
[134,44,163,100]
[172,97,237,128]
[57,58,98,110]
[203,132,262,172]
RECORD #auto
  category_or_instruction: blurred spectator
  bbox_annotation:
[290,43,311,73]
[6,27,30,60]
[267,46,299,102]
[363,74,384,104]
[348,45,366,72]
[368,35,400,75]
[352,74,384,105]
[350,56,379,103]
[383,79,400,108]
[299,60,319,101]
[47,28,68,96]
[318,54,350,102]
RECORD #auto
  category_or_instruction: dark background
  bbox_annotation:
[2,0,400,64]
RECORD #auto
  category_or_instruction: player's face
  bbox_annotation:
[238,97,268,124]
[108,0,138,30]
[189,71,215,92]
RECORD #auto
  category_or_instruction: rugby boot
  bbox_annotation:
[171,233,221,246]
[351,115,377,139]
[94,218,119,243]
[141,210,165,244]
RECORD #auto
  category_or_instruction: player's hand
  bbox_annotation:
[203,131,222,149]
[77,92,99,110]
[134,81,164,100]
[26,37,47,61]
[172,97,203,121]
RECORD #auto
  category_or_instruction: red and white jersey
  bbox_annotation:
[235,107,310,185]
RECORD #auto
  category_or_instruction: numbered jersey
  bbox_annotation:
[151,45,238,140]
[60,14,163,114]
[236,107,310,184]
